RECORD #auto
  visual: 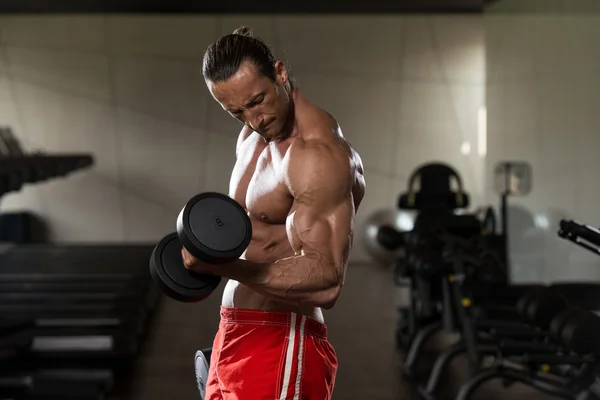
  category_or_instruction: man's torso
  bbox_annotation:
[222,94,365,321]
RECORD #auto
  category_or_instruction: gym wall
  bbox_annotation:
[0,15,485,263]
[485,1,600,282]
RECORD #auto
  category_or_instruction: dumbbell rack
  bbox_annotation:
[0,126,162,399]
[0,244,162,399]
[0,126,94,203]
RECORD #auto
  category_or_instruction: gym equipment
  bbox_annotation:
[0,306,151,369]
[13,326,139,361]
[388,163,498,353]
[375,162,600,400]
[0,368,114,399]
[422,282,600,400]
[363,208,415,267]
[493,161,532,254]
[521,287,567,328]
[397,196,600,400]
[406,224,532,383]
[0,243,163,400]
[401,221,495,378]
[0,126,94,199]
[377,226,407,251]
[0,126,93,176]
[195,347,212,400]
[559,308,600,355]
[176,192,252,265]
[0,160,26,193]
[474,206,497,236]
[150,232,221,303]
[453,304,600,400]
[0,129,161,399]
[392,179,502,353]
[559,219,600,256]
[150,192,252,302]
[461,282,600,399]
[419,284,552,399]
[0,212,37,244]
[493,161,532,197]
[0,320,34,362]
[0,244,160,316]
[398,162,470,211]
[0,244,155,274]
[0,281,152,329]
[455,365,576,400]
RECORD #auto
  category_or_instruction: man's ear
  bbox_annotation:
[274,60,288,84]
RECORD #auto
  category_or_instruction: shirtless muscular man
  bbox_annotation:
[182,26,366,400]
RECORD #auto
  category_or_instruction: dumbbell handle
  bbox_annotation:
[201,347,212,364]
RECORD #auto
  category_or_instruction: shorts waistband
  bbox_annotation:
[220,306,328,339]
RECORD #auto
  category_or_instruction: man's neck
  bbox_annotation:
[272,89,300,143]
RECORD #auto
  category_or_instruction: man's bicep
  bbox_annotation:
[286,139,356,266]
[290,201,333,255]
[290,190,355,268]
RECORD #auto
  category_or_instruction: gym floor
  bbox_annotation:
[110,263,556,400]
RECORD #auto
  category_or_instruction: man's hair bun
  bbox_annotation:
[233,26,253,37]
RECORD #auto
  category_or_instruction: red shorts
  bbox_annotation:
[205,306,338,399]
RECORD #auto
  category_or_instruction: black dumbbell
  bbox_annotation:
[516,289,536,317]
[560,309,600,355]
[549,307,579,342]
[524,288,567,329]
[195,347,212,399]
[517,287,555,319]
[149,192,253,302]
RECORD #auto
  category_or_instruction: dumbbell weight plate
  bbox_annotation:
[149,232,222,302]
[195,348,212,400]
[177,192,252,264]
[561,309,600,355]
[549,307,579,342]
[526,289,567,329]
[517,287,547,318]
[515,294,531,318]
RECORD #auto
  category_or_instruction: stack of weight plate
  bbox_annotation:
[0,243,160,400]
[0,126,94,198]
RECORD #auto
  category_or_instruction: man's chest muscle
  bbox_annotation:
[229,141,293,224]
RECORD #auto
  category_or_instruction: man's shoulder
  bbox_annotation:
[235,126,259,155]
[286,134,353,182]
[284,136,355,204]
[305,106,364,175]
[293,112,356,167]
[237,125,255,144]
[239,125,254,140]
[290,105,364,183]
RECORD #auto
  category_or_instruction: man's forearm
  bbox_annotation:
[217,254,341,308]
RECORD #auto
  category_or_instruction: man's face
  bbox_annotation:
[207,61,290,138]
